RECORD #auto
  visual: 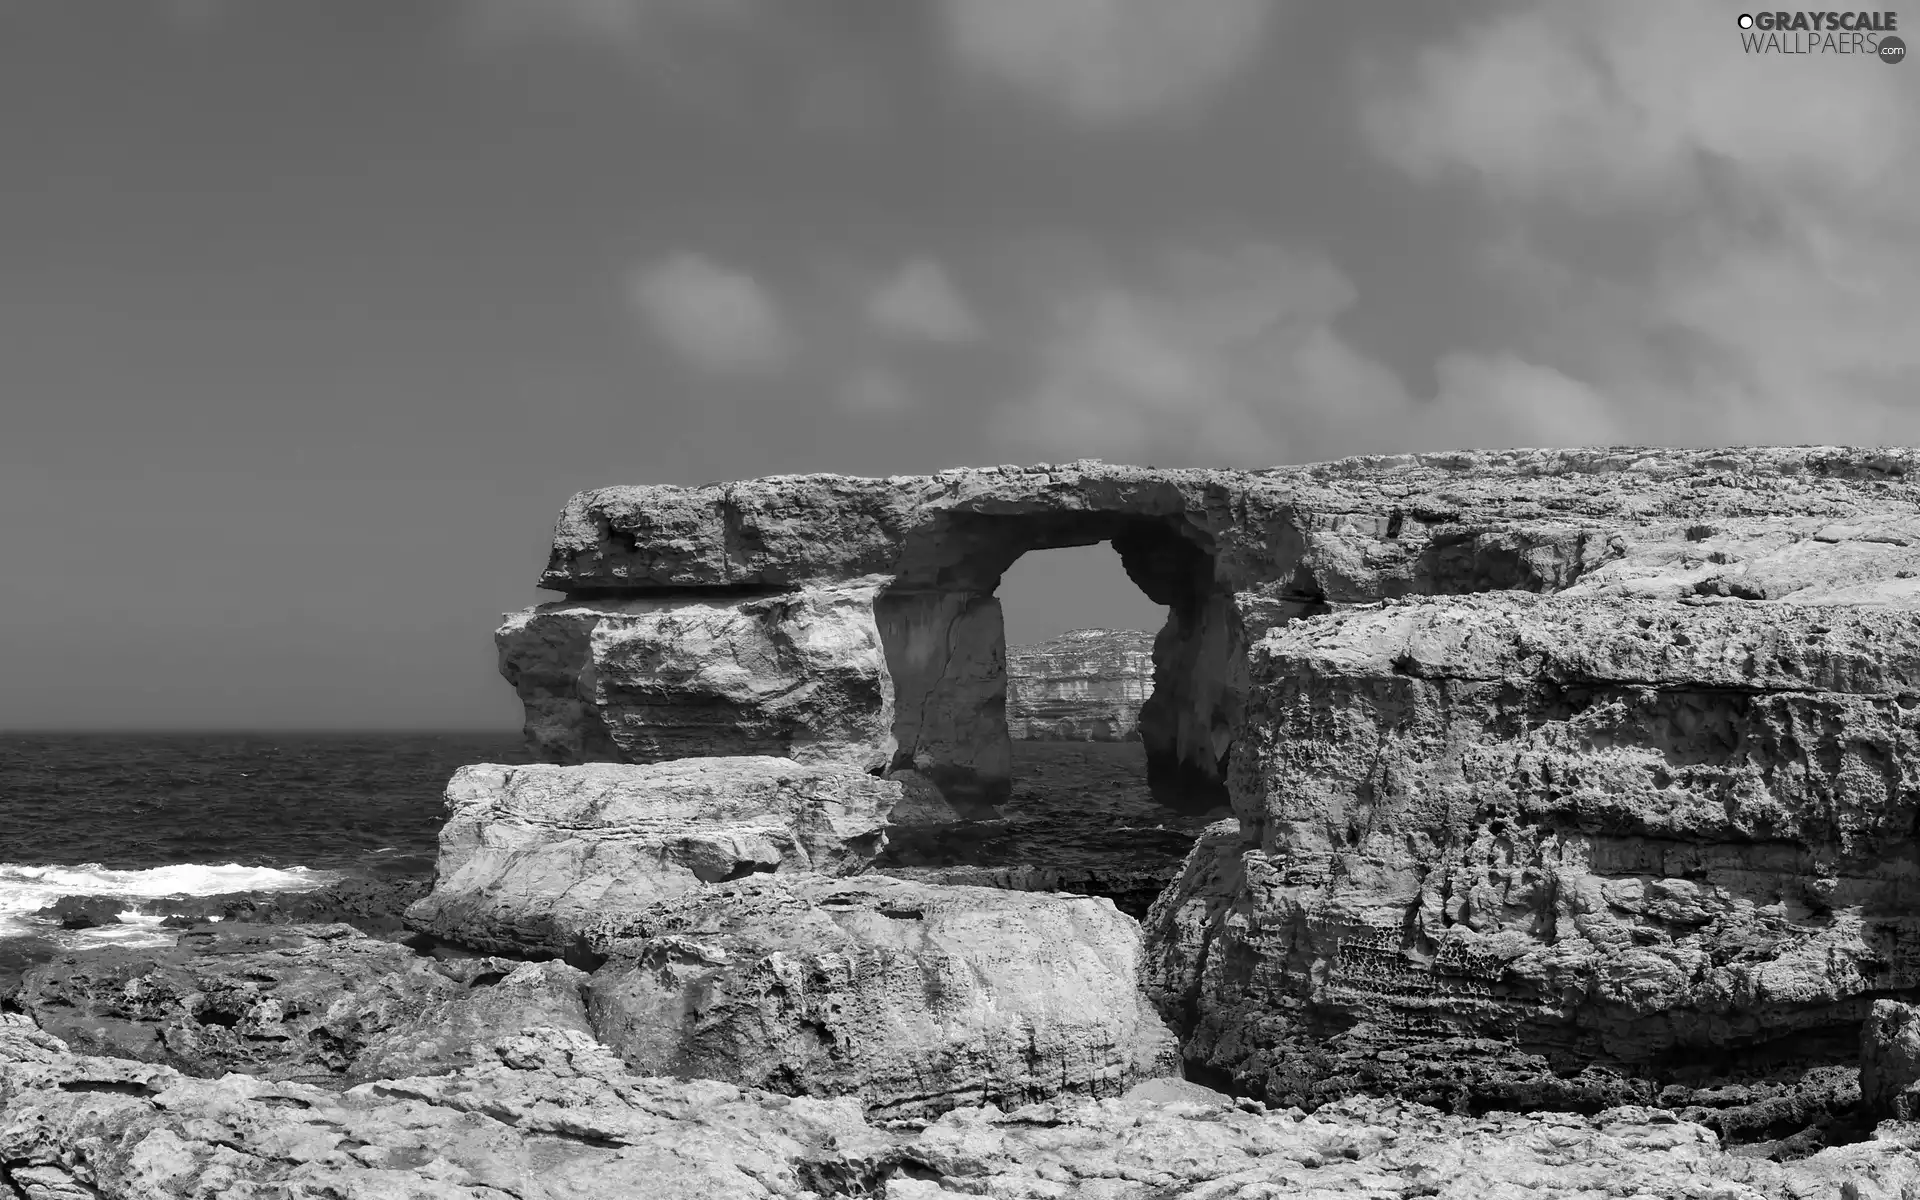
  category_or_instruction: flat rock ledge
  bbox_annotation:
[9,1015,1920,1200]
[405,758,903,960]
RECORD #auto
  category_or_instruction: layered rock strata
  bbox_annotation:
[1006,628,1154,741]
[403,757,902,960]
[1149,593,1920,1111]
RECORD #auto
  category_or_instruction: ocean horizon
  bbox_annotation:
[0,731,531,970]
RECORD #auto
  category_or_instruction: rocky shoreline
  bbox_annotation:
[15,448,1920,1196]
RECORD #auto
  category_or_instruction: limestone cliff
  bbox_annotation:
[1005,628,1154,741]
[1149,593,1920,1111]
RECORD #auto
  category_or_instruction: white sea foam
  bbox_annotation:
[0,861,338,938]
[63,922,186,951]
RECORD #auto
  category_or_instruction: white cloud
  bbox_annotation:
[988,243,1621,468]
[1358,1,1920,444]
[938,0,1275,126]
[865,259,981,343]
[1361,5,1906,210]
[462,0,754,45]
[628,252,793,376]
[1425,352,1622,449]
[836,366,918,416]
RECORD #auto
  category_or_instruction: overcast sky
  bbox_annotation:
[3,1,1915,729]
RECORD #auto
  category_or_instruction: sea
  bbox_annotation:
[0,732,527,975]
[0,733,1216,989]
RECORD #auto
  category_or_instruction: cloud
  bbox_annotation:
[988,242,1616,468]
[461,0,755,45]
[1426,352,1621,448]
[628,252,793,376]
[1357,1,1920,444]
[938,0,1275,126]
[865,259,981,343]
[836,366,918,417]
[456,0,888,128]
[1361,4,1906,210]
[991,245,1394,465]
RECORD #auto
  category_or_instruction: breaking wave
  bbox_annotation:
[0,861,339,946]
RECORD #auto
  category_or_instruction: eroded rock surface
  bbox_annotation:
[9,924,590,1082]
[865,742,1221,920]
[499,579,896,770]
[582,873,1180,1119]
[1865,1000,1920,1121]
[1150,592,1920,1113]
[8,1016,1920,1200]
[404,758,902,959]
[535,450,1920,599]
[1006,629,1154,741]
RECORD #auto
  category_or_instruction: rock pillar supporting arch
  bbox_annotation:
[873,587,1011,818]
[878,513,1247,817]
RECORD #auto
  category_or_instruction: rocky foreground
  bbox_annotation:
[13,1006,1920,1199]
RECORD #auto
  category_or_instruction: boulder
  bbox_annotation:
[581,873,1180,1118]
[1153,592,1920,1109]
[498,578,896,770]
[404,758,902,958]
[10,924,590,1082]
[1005,628,1154,741]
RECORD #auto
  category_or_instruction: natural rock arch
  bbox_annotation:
[873,511,1245,816]
[481,447,1920,1118]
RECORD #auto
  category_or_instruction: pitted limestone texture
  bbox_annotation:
[1148,592,1920,1110]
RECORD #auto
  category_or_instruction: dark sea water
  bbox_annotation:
[0,733,1214,989]
[0,733,528,972]
[1,732,529,875]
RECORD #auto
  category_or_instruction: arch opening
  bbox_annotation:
[872,512,1247,821]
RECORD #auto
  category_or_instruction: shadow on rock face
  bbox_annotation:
[868,744,1229,921]
[33,875,435,939]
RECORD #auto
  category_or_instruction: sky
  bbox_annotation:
[2,0,1915,729]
